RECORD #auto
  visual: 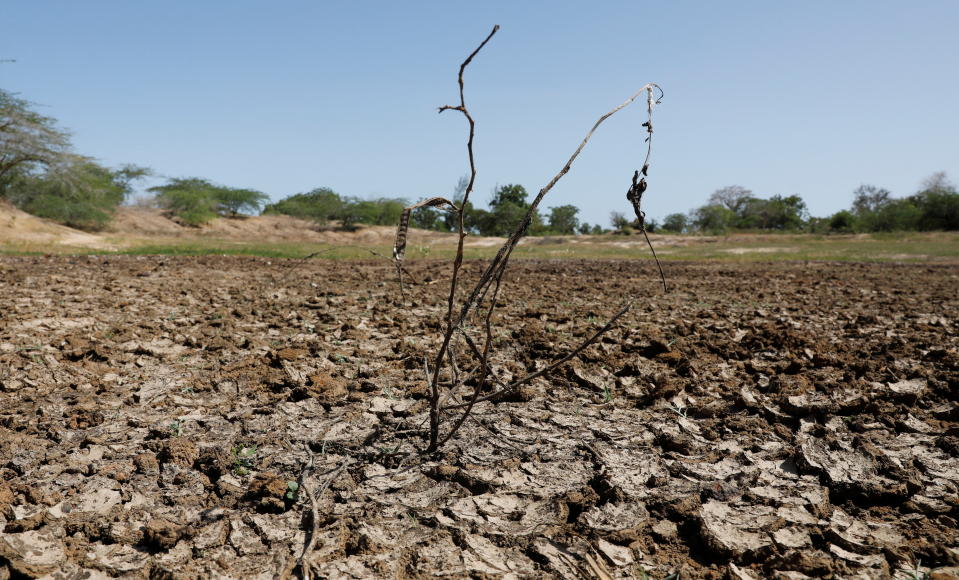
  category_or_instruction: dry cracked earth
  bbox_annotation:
[0,255,957,579]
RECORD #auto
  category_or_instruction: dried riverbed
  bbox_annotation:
[0,256,957,579]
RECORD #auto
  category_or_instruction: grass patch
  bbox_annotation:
[2,231,957,263]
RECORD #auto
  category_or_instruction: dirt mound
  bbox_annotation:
[0,201,112,250]
[106,207,188,237]
[108,207,450,245]
[0,204,503,251]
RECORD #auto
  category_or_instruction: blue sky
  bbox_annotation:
[2,1,957,227]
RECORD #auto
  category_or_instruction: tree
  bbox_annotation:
[827,210,857,233]
[149,178,219,226]
[0,89,73,197]
[609,211,630,230]
[7,160,148,230]
[410,204,446,230]
[729,194,808,230]
[871,199,921,231]
[1,89,148,229]
[215,187,268,216]
[485,199,528,237]
[343,197,408,227]
[481,184,542,237]
[149,177,266,226]
[921,171,954,193]
[464,204,490,235]
[851,184,891,217]
[708,185,754,215]
[263,187,344,225]
[489,184,528,208]
[693,204,735,234]
[547,205,579,234]
[911,172,959,231]
[661,213,688,233]
[760,194,808,230]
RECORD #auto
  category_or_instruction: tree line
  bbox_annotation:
[262,179,604,236]
[2,87,957,235]
[0,87,598,234]
[651,177,959,235]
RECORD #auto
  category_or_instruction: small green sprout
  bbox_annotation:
[168,419,184,436]
[285,481,300,501]
[602,384,614,403]
[231,444,258,475]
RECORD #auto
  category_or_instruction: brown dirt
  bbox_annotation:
[106,207,415,245]
[0,205,541,250]
[0,256,957,578]
[0,202,114,250]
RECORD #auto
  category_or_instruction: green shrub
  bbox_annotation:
[8,161,148,231]
[149,177,267,226]
[263,187,344,225]
[827,210,857,233]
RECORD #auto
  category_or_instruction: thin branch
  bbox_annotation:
[455,83,662,329]
[424,24,500,453]
[295,460,349,578]
[435,275,501,448]
[443,301,632,409]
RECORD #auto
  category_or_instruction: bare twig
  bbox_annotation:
[442,301,632,409]
[422,24,500,453]
[295,460,349,579]
[436,84,663,437]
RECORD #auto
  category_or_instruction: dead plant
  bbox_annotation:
[393,25,666,453]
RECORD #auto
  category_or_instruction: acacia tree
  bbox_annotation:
[708,185,754,215]
[215,187,268,216]
[0,89,73,196]
[263,187,345,225]
[9,160,148,230]
[149,177,267,226]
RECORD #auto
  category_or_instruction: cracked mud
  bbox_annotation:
[0,256,957,579]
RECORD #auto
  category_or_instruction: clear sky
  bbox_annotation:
[2,1,957,227]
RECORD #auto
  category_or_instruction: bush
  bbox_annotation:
[149,178,267,226]
[692,204,735,234]
[345,197,408,227]
[912,189,959,231]
[215,187,269,217]
[547,205,579,235]
[263,187,345,225]
[266,189,413,230]
[827,210,857,233]
[475,184,543,237]
[7,160,148,231]
[661,213,688,233]
[410,205,449,231]
[867,199,921,232]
